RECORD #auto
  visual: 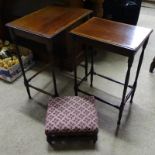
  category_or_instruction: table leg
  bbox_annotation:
[84,46,88,81]
[117,55,134,125]
[90,47,94,87]
[73,37,78,96]
[9,29,32,99]
[46,42,59,97]
[74,63,78,96]
[149,57,155,73]
[52,69,59,97]
[130,38,149,104]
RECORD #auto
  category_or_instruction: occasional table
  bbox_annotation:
[70,17,153,125]
[6,6,93,99]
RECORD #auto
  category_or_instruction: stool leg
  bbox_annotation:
[117,56,134,126]
[47,136,52,144]
[90,48,94,87]
[9,29,32,99]
[93,135,97,144]
[130,38,149,104]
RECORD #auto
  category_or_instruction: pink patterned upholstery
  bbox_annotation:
[45,96,98,136]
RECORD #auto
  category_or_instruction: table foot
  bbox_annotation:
[130,100,133,104]
[115,125,120,136]
[117,109,123,126]
[27,90,32,99]
[150,57,155,73]
[24,81,32,99]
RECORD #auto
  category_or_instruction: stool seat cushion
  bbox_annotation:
[45,96,98,136]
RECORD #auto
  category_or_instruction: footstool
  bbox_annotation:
[45,96,98,144]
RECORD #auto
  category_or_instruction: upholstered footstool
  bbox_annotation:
[45,96,98,144]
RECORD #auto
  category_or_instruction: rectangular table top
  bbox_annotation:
[70,17,153,51]
[6,6,92,39]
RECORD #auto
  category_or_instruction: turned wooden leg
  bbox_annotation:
[150,57,155,73]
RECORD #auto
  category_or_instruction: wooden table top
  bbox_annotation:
[6,6,92,39]
[70,17,153,51]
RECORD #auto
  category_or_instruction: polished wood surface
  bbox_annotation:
[71,16,152,126]
[6,6,93,70]
[6,6,92,39]
[71,17,153,51]
[1,0,103,39]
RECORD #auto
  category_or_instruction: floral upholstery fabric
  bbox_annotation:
[45,96,98,136]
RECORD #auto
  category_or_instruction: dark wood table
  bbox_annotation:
[70,17,153,126]
[6,6,93,98]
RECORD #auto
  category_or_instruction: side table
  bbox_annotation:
[6,6,93,98]
[70,17,153,125]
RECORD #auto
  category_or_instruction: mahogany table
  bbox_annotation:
[6,6,93,98]
[70,17,153,126]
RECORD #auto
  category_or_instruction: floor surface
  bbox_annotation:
[0,5,155,155]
